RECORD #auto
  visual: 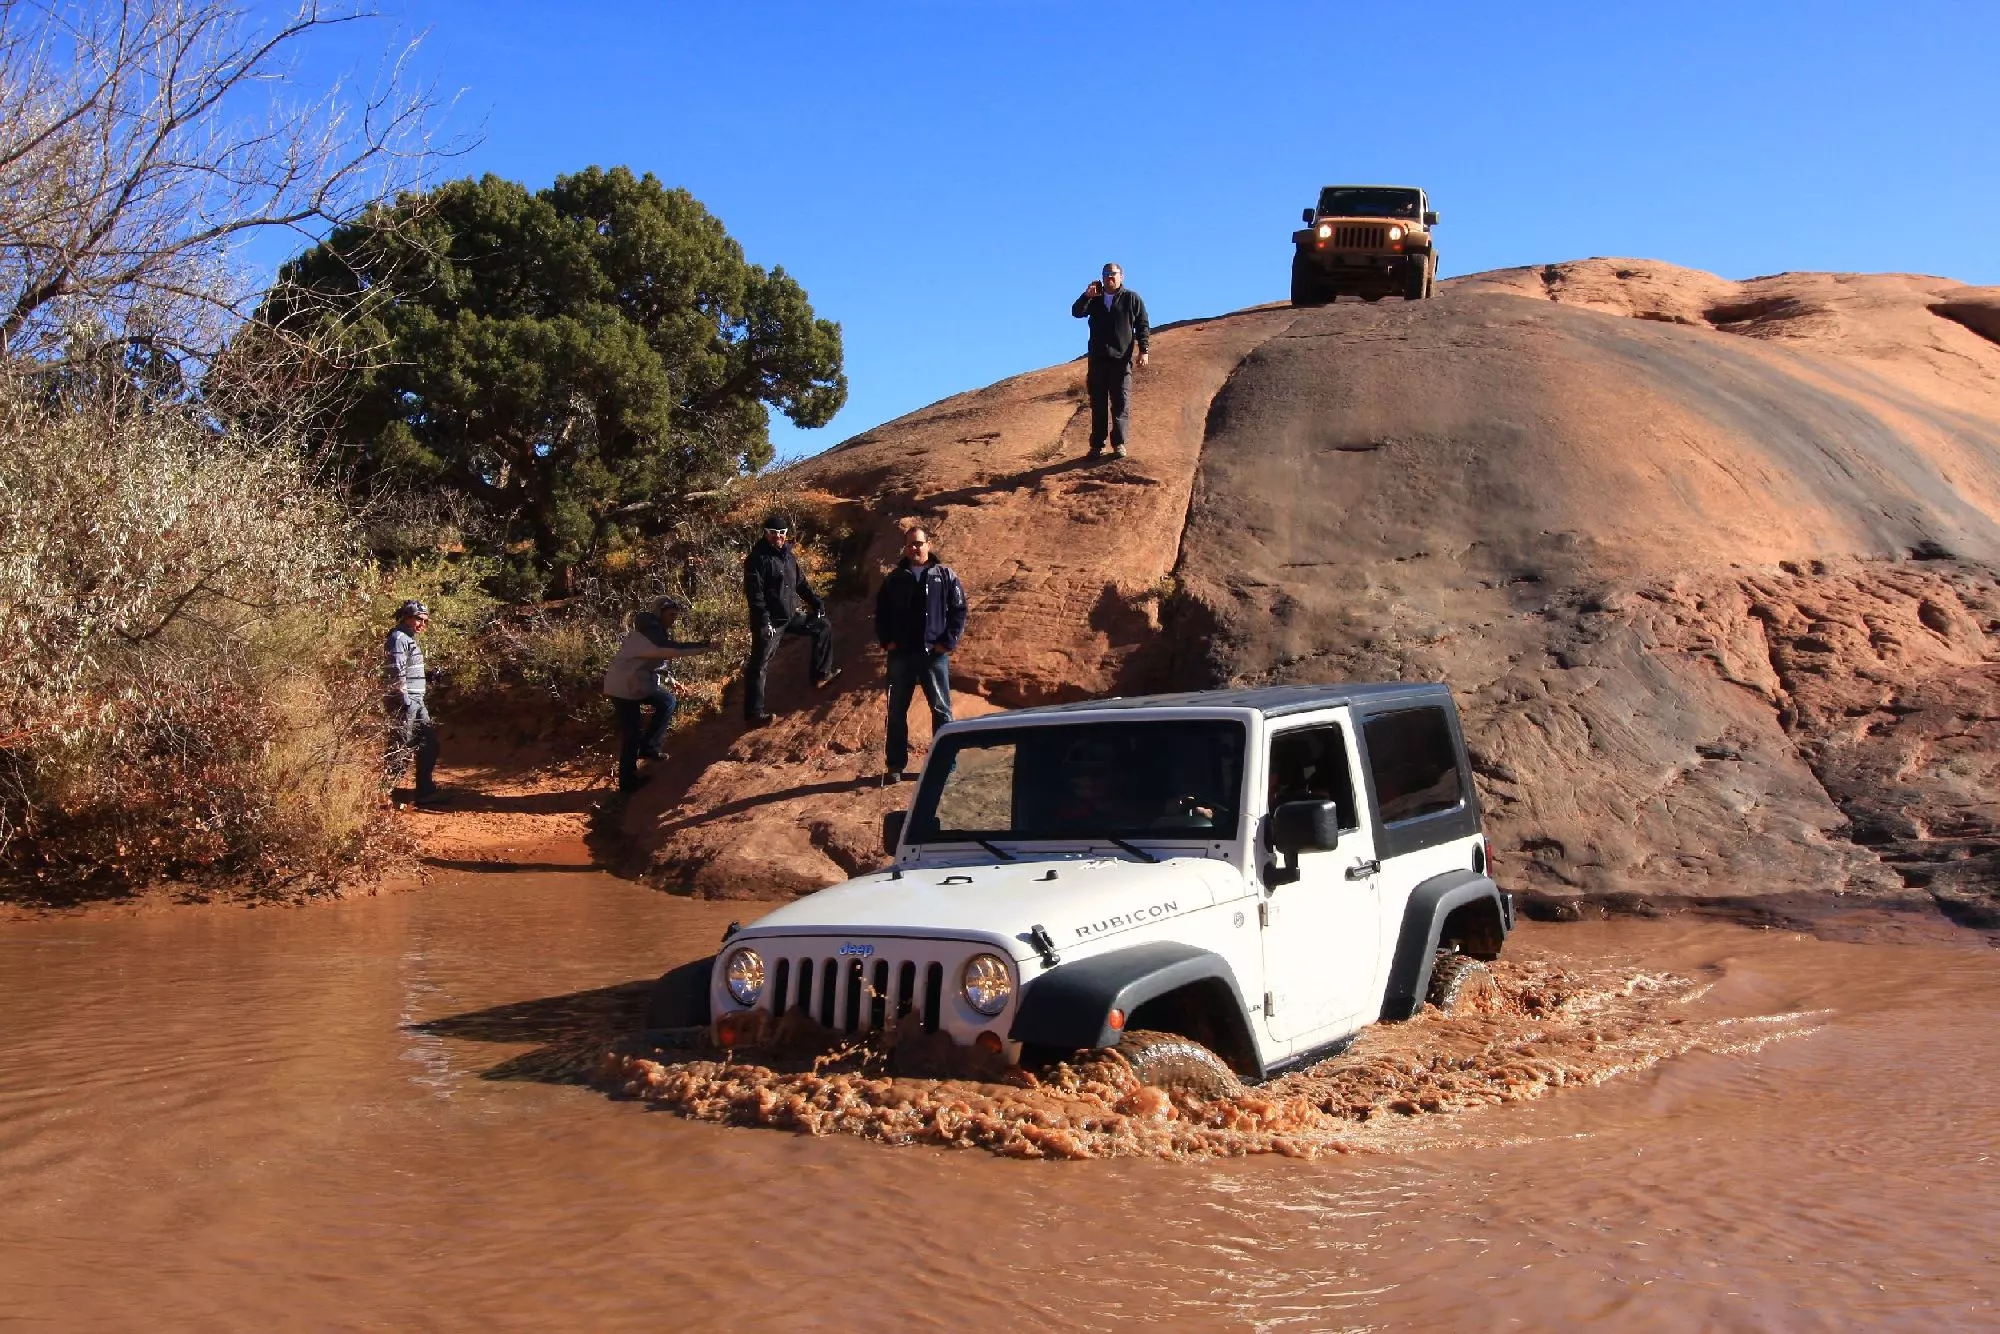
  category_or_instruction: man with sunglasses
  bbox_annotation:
[742,513,838,726]
[874,525,967,782]
[1070,261,1151,460]
[384,599,443,808]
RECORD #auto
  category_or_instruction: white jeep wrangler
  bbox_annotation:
[650,684,1512,1092]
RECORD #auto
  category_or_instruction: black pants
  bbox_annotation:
[385,696,438,797]
[1086,354,1133,450]
[884,649,952,773]
[612,687,676,790]
[743,609,835,719]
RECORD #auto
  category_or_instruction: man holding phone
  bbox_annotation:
[1069,261,1151,459]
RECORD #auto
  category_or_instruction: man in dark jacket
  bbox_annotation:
[1070,261,1151,459]
[742,513,838,725]
[874,525,968,780]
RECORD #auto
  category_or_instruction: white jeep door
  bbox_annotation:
[1258,720,1382,1045]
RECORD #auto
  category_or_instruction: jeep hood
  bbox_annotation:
[737,856,1242,962]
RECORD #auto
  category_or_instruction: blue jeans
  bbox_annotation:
[885,649,952,773]
[613,687,676,790]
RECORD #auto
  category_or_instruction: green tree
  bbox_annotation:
[248,167,845,575]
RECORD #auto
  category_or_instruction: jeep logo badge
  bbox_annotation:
[838,942,874,958]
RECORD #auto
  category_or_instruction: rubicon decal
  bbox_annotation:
[1074,901,1179,939]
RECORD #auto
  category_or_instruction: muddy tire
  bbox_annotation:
[1427,952,1501,1015]
[1116,1029,1243,1100]
[1405,254,1432,300]
[1289,256,1325,307]
[644,956,713,1030]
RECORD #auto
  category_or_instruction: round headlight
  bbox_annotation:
[961,953,1013,1016]
[724,948,765,1006]
[1315,222,1332,239]
[1388,226,1404,241]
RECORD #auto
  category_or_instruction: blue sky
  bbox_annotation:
[283,0,1999,459]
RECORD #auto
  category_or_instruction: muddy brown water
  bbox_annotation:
[2,870,1996,1330]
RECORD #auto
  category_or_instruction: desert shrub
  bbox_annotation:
[468,470,857,721]
[0,378,387,898]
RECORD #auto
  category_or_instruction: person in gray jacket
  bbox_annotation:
[384,599,442,807]
[602,597,714,792]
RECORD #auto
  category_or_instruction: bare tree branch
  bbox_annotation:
[0,0,448,368]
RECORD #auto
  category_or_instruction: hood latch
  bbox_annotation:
[1028,923,1061,970]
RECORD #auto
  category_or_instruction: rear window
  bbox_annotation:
[1362,708,1464,824]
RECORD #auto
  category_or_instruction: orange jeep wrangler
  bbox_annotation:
[1291,185,1439,305]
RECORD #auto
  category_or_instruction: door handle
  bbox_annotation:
[1345,860,1379,881]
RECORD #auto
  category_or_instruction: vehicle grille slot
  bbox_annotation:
[896,961,917,1021]
[771,958,791,1017]
[818,957,838,1027]
[843,959,865,1032]
[922,962,944,1034]
[869,960,889,1032]
[795,958,814,1021]
[1336,225,1385,249]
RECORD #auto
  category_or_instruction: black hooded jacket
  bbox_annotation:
[742,537,823,629]
[1070,286,1150,362]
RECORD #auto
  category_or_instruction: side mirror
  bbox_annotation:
[1269,799,1340,855]
[1423,211,1439,227]
[1301,206,1315,223]
[881,809,906,855]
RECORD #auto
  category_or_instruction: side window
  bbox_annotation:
[1266,725,1358,831]
[1362,708,1464,824]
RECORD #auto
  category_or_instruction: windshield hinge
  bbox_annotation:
[1257,901,1272,928]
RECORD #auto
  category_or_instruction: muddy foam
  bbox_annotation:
[588,955,1823,1160]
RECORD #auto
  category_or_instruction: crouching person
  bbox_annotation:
[875,525,967,782]
[384,599,442,808]
[603,597,714,793]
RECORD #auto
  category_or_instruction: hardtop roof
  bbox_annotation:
[969,682,1454,723]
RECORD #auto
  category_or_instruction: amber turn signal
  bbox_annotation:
[1108,1008,1126,1031]
[975,1030,1003,1053]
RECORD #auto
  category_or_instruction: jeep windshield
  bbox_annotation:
[1316,187,1420,219]
[906,719,1246,844]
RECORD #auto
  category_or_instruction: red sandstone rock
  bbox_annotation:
[627,261,2000,925]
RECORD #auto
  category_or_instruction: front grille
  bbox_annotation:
[1331,224,1387,249]
[768,950,945,1035]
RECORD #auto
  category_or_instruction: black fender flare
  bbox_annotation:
[644,954,714,1030]
[1008,940,1255,1057]
[1380,871,1509,1021]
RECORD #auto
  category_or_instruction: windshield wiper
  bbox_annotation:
[977,839,1016,861]
[1108,838,1159,864]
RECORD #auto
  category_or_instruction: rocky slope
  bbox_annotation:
[623,260,2000,927]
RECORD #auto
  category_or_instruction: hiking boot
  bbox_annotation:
[813,668,843,689]
[746,713,775,728]
[413,790,449,810]
[1112,443,1128,459]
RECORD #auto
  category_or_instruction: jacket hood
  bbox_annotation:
[738,854,1239,962]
